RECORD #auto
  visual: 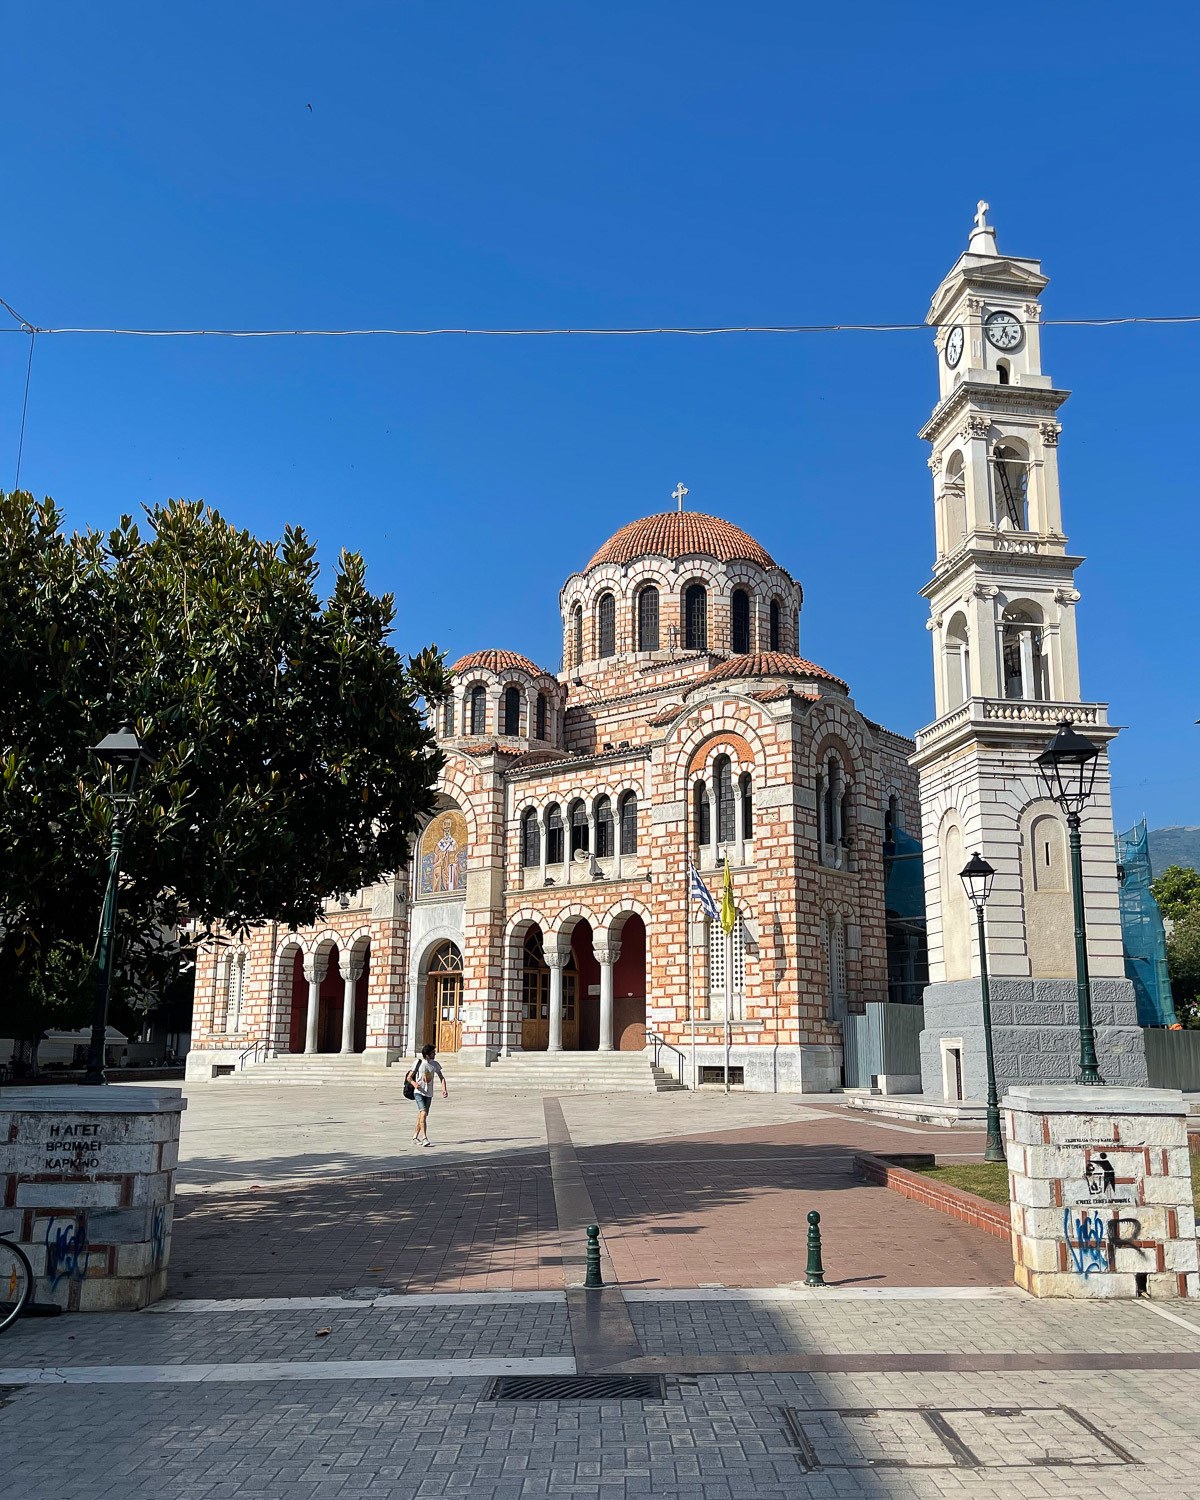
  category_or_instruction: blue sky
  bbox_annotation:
[3,2,1197,829]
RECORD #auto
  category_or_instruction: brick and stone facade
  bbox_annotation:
[189,511,920,1092]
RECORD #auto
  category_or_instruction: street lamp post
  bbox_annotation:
[1036,719,1104,1086]
[960,852,1005,1163]
[83,724,146,1087]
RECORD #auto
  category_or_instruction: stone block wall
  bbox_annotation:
[1004,1084,1198,1298]
[0,1087,186,1312]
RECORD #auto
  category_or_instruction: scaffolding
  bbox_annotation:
[1116,819,1176,1027]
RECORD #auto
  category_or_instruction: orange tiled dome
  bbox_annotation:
[697,652,847,690]
[449,649,550,677]
[586,512,779,572]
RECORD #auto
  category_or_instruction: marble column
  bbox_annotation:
[340,960,363,1054]
[546,947,566,1053]
[594,941,620,1053]
[302,953,327,1055]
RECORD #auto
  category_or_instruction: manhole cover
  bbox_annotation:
[488,1375,664,1402]
[783,1407,1136,1471]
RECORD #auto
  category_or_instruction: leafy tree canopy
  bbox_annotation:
[0,492,448,1038]
[1150,864,1200,926]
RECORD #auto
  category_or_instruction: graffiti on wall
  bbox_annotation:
[45,1216,89,1289]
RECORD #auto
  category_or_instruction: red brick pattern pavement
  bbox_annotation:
[170,1105,1012,1298]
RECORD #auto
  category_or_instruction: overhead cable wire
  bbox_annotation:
[0,315,1198,338]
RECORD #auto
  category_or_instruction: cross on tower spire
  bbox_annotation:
[672,483,689,512]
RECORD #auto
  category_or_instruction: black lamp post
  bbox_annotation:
[1036,719,1103,1086]
[83,723,145,1086]
[960,852,1005,1163]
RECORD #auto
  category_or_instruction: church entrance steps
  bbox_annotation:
[469,1053,685,1093]
[220,1054,392,1085]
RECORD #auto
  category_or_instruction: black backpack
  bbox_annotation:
[402,1057,421,1100]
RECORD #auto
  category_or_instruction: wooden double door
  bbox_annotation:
[423,941,464,1053]
[520,932,578,1050]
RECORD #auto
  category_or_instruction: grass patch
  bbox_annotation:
[917,1154,1200,1211]
[913,1162,1010,1205]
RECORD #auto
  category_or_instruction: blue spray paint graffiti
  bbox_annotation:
[151,1206,167,1269]
[1063,1207,1107,1278]
[45,1216,89,1289]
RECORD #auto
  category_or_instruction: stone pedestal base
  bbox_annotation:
[920,978,1148,1101]
[1004,1084,1198,1298]
[0,1086,186,1312]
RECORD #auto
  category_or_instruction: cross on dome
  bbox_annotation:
[672,482,689,512]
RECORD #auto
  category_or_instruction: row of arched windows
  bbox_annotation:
[446,685,550,739]
[571,585,792,664]
[520,793,638,866]
[693,758,753,847]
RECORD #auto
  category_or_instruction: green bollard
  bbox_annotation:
[584,1224,603,1288]
[804,1210,827,1288]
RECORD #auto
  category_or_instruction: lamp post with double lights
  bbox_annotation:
[960,852,1005,1163]
[83,724,146,1086]
[1036,719,1104,1086]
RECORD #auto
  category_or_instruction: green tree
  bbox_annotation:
[1150,863,1200,926]
[0,492,448,1045]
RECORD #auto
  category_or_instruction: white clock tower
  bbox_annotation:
[912,204,1146,1101]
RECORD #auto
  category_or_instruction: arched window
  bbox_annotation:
[793,608,801,653]
[769,598,781,651]
[545,804,564,864]
[740,772,753,839]
[535,692,547,740]
[468,684,487,735]
[993,443,1029,530]
[442,696,455,736]
[826,915,847,1019]
[572,605,583,668]
[944,613,970,710]
[708,914,746,1018]
[1002,605,1048,701]
[884,794,902,848]
[731,590,751,654]
[823,758,840,847]
[569,799,589,856]
[996,360,1010,385]
[619,791,637,854]
[597,593,616,658]
[693,780,711,847]
[521,808,540,867]
[637,586,660,651]
[715,755,735,844]
[684,583,708,651]
[941,451,967,555]
[503,685,521,736]
[220,949,245,1033]
[595,795,614,858]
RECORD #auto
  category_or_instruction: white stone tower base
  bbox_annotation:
[1005,1085,1198,1298]
[920,978,1147,1102]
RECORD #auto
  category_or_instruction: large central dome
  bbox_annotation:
[585,511,779,572]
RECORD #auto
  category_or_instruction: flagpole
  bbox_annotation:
[724,927,732,1096]
[686,858,697,1092]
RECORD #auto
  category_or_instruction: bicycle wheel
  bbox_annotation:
[0,1238,33,1333]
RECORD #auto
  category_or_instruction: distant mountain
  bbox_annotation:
[1147,827,1200,878]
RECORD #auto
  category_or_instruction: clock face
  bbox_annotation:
[984,310,1022,350]
[944,325,964,368]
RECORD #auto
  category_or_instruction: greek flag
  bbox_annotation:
[688,862,720,922]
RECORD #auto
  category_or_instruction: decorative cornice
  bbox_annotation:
[920,381,1070,445]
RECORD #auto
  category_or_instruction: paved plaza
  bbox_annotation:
[3,1079,1200,1497]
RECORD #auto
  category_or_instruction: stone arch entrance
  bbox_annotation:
[422,940,464,1054]
[607,911,648,1051]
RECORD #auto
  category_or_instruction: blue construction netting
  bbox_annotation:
[1117,819,1176,1027]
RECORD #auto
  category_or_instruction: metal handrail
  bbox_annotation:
[236,1039,266,1071]
[644,1027,685,1083]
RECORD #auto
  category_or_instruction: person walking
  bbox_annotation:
[409,1043,448,1146]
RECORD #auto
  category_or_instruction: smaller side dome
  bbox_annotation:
[449,648,552,678]
[696,652,848,691]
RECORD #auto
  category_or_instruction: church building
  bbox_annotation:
[189,508,920,1091]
